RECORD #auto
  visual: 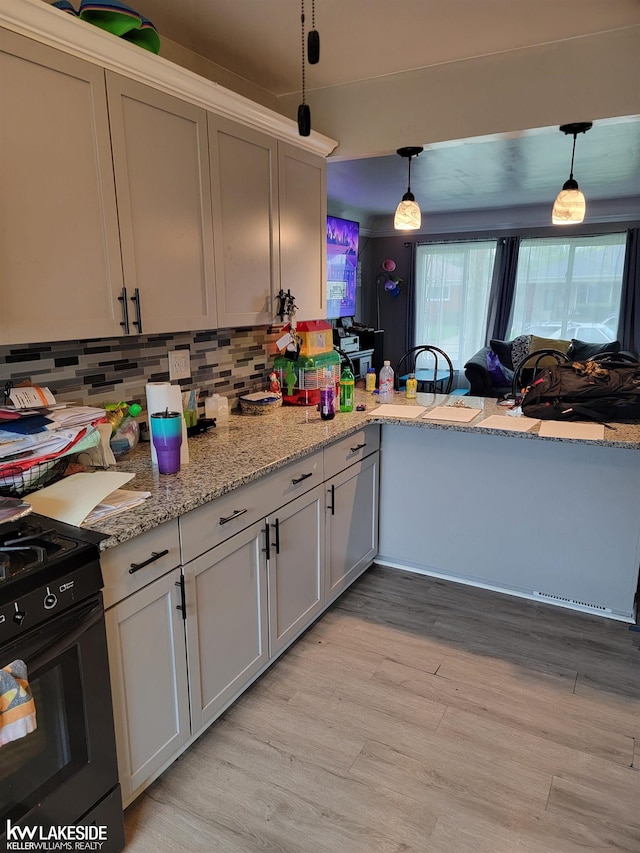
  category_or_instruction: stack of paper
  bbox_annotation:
[47,406,107,428]
[83,489,152,525]
[25,471,143,526]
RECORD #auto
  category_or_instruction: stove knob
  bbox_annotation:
[13,610,26,625]
[44,592,58,610]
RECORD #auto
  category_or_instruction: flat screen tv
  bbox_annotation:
[326,215,359,320]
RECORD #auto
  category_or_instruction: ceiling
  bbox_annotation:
[49,0,640,225]
[325,118,640,226]
[116,0,640,98]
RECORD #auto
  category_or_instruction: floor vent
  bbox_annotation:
[533,590,610,612]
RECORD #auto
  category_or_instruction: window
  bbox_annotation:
[415,241,497,368]
[508,234,626,342]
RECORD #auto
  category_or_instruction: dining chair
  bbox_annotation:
[511,348,571,399]
[394,345,454,394]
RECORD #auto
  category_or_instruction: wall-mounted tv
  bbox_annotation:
[326,215,359,320]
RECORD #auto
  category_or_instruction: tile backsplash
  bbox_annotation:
[0,327,281,419]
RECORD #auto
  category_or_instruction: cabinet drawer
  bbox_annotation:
[323,424,380,480]
[101,520,181,609]
[180,449,324,564]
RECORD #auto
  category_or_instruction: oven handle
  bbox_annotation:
[2,597,104,675]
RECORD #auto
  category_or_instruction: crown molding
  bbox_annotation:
[1,0,338,158]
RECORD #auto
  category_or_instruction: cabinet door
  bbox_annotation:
[0,30,123,344]
[278,142,326,321]
[267,485,325,656]
[326,453,379,605]
[184,521,268,735]
[105,567,190,806]
[106,73,216,334]
[209,116,279,328]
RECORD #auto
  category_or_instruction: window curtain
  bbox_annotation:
[485,235,520,343]
[618,228,640,355]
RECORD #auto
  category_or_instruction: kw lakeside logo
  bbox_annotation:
[4,820,108,851]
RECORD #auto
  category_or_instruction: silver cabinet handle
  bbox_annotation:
[292,472,313,485]
[219,508,248,525]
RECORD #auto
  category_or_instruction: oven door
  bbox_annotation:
[0,593,124,850]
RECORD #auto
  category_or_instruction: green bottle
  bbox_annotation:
[339,366,355,412]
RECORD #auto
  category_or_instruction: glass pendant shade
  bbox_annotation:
[394,146,423,231]
[394,196,421,230]
[552,180,586,224]
[551,123,592,225]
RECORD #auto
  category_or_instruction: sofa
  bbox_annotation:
[464,334,624,398]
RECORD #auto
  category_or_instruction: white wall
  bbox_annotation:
[279,27,640,159]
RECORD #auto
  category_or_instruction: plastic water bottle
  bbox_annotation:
[379,361,394,403]
[339,366,355,412]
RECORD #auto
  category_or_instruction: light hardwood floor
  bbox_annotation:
[124,565,640,852]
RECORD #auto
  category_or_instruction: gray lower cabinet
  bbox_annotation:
[183,520,269,736]
[104,434,378,808]
[266,485,325,656]
[105,566,190,806]
[325,453,379,605]
[184,484,325,733]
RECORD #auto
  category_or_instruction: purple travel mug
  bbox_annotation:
[150,410,183,474]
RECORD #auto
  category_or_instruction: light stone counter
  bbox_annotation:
[88,389,640,549]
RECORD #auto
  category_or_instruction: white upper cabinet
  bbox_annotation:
[208,116,279,329]
[278,142,327,322]
[0,30,123,344]
[106,73,217,334]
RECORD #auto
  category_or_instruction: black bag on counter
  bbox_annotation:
[521,360,640,422]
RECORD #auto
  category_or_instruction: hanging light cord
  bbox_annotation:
[301,0,306,106]
[407,155,413,193]
[568,133,577,180]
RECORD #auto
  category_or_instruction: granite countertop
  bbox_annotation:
[89,389,640,549]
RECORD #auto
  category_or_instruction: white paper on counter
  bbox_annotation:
[145,382,189,465]
[537,421,605,441]
[476,414,540,432]
[25,471,134,527]
[423,405,482,423]
[372,405,426,419]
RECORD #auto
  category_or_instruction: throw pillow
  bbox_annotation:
[486,350,514,387]
[489,339,514,370]
[510,334,532,370]
[522,336,571,368]
[568,339,621,361]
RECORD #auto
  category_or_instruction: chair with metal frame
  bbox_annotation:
[394,345,454,394]
[511,348,571,399]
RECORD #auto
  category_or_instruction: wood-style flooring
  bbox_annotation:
[124,565,640,852]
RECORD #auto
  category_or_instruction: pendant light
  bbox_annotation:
[394,147,424,230]
[551,122,592,225]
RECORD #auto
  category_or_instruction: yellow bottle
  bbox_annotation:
[405,373,418,399]
[365,367,376,392]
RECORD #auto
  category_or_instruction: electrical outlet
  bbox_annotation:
[168,350,191,381]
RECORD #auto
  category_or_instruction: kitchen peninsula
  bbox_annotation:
[87,390,640,806]
[93,391,640,612]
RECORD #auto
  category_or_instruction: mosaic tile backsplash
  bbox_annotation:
[0,327,282,422]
